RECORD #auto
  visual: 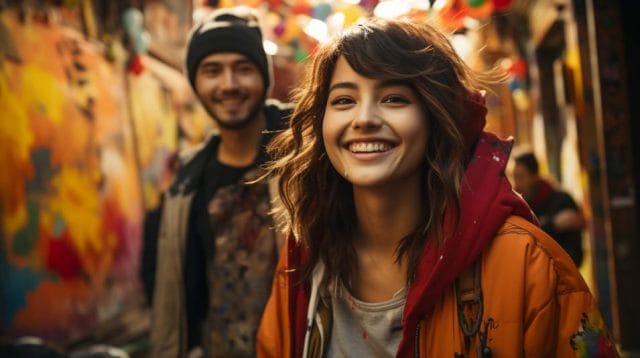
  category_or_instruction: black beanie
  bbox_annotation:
[185,6,271,92]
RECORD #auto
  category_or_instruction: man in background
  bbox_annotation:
[148,6,290,357]
[513,152,585,267]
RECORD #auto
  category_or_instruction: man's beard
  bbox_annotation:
[207,90,265,130]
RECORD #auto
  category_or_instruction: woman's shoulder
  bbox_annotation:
[485,215,589,294]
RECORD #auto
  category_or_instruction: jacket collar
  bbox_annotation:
[168,101,291,196]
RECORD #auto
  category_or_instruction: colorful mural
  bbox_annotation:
[0,11,144,343]
[127,54,211,211]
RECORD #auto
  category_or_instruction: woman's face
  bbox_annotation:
[322,56,428,189]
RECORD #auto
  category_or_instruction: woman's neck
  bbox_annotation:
[349,176,423,302]
[352,178,423,253]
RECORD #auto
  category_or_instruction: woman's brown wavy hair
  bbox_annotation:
[266,17,494,285]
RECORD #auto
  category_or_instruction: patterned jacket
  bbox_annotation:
[150,100,290,357]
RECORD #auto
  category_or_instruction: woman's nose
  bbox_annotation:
[351,102,382,130]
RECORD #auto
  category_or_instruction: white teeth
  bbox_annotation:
[349,142,391,153]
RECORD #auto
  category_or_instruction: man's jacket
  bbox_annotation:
[150,100,290,357]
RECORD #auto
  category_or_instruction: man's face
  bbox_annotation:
[194,52,265,129]
[513,163,537,198]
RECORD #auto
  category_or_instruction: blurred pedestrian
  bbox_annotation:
[513,152,585,267]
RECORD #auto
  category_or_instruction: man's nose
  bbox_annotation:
[220,68,238,90]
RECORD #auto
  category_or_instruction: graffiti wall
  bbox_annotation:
[127,54,211,212]
[0,10,144,343]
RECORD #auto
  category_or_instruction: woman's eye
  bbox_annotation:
[330,97,354,106]
[383,95,409,104]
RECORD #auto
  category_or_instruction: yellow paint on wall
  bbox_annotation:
[2,204,27,245]
[21,64,64,124]
[48,166,102,254]
[0,73,33,160]
[128,70,179,165]
[0,71,32,238]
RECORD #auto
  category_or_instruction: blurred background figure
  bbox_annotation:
[148,6,291,358]
[513,152,585,268]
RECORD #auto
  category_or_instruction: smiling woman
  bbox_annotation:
[323,61,428,190]
[257,16,618,358]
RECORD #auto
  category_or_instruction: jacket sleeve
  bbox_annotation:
[518,218,619,357]
[150,193,194,358]
[257,241,291,358]
[554,290,619,357]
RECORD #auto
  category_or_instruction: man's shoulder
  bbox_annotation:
[169,135,219,194]
[177,134,218,166]
[549,189,578,209]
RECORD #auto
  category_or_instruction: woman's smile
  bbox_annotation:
[323,56,428,188]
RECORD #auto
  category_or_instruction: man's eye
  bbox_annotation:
[237,65,256,73]
[201,67,221,76]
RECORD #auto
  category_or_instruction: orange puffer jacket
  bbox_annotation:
[257,215,619,358]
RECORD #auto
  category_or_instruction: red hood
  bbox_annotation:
[396,92,537,356]
[288,92,537,357]
[396,131,537,356]
[460,90,488,153]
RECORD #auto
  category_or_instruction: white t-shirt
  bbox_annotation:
[326,280,407,358]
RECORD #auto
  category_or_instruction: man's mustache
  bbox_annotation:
[213,90,249,101]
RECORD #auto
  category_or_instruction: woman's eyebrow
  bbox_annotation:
[328,80,409,93]
[328,82,357,93]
